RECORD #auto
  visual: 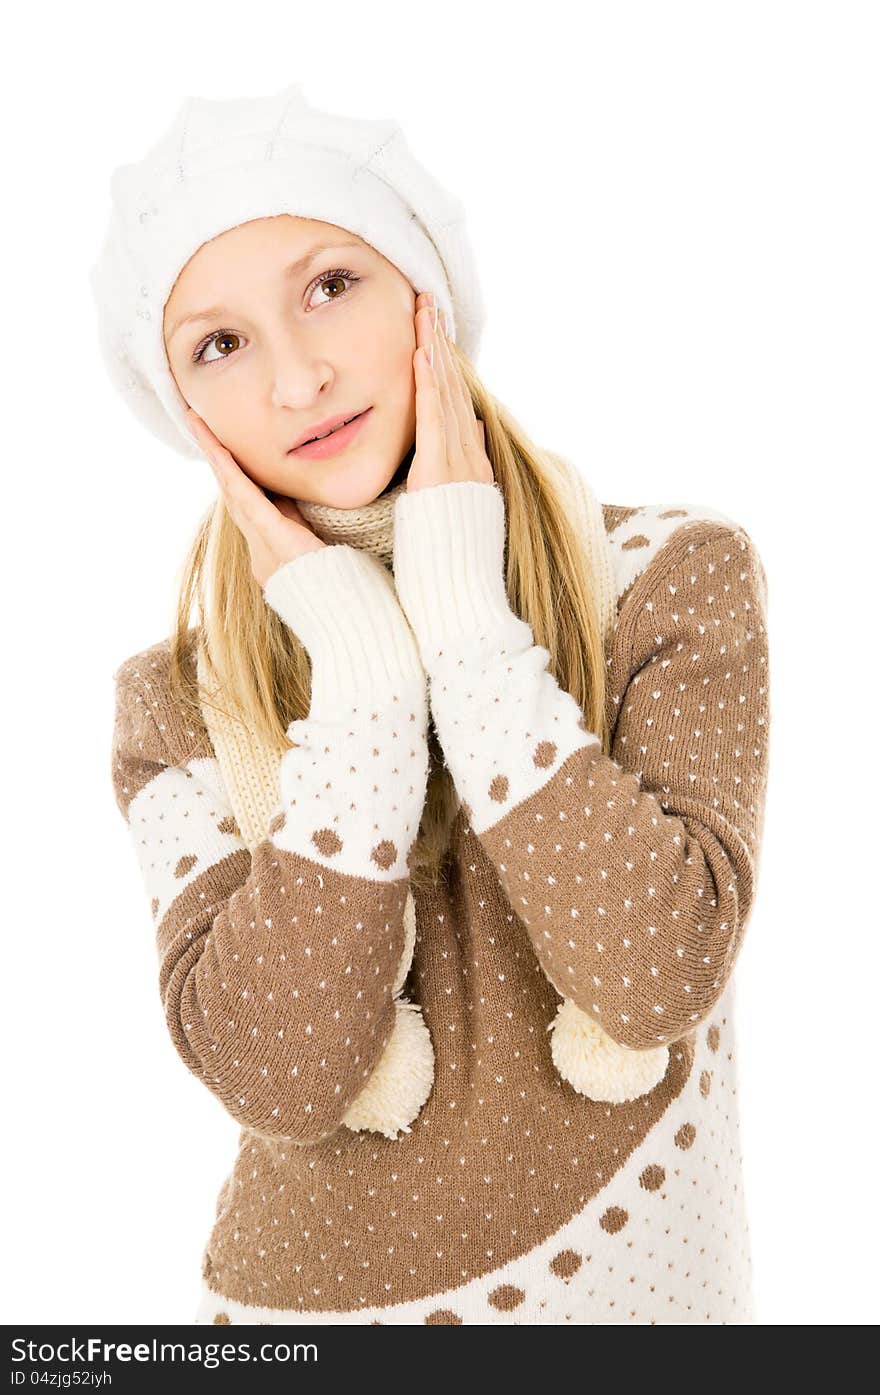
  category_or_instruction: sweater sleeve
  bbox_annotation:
[393,481,771,1051]
[111,545,430,1144]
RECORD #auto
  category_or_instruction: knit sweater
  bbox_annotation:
[110,461,771,1326]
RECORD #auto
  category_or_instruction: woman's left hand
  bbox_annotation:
[406,292,494,492]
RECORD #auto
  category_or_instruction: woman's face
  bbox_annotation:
[162,214,418,507]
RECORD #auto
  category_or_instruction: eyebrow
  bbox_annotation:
[166,239,365,343]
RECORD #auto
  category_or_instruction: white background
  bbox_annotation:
[4,0,877,1326]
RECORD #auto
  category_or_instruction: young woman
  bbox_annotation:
[95,82,771,1325]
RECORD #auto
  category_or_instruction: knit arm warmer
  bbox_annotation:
[264,543,426,719]
[111,545,430,1143]
[393,481,771,1051]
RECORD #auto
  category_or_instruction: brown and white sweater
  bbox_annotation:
[111,470,771,1326]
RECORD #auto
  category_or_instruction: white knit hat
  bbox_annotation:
[89,81,486,461]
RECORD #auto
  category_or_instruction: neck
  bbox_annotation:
[295,459,411,568]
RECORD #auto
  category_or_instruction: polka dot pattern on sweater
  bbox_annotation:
[112,498,768,1325]
[429,518,769,1051]
[192,998,751,1325]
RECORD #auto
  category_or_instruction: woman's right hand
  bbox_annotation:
[187,409,326,588]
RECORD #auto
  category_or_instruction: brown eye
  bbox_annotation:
[191,267,362,367]
[193,330,242,365]
[213,333,241,357]
[306,267,361,310]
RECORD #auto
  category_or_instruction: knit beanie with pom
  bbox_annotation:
[88,80,486,460]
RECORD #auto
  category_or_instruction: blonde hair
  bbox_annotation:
[167,337,611,897]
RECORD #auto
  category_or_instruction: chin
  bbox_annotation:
[335,462,405,507]
[294,452,411,510]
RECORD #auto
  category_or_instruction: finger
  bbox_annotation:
[476,417,493,480]
[434,314,482,456]
[221,458,285,539]
[190,416,279,532]
[189,416,245,523]
[421,305,462,464]
[423,306,457,432]
[413,343,447,476]
[188,412,244,490]
[188,414,236,485]
[428,326,492,484]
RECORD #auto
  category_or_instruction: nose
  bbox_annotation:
[267,326,334,410]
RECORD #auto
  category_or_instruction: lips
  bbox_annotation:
[292,410,364,451]
[305,413,359,444]
[287,407,373,460]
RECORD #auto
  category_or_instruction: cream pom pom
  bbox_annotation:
[342,996,435,1140]
[548,999,669,1104]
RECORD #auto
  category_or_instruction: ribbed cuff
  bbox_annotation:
[393,480,532,661]
[263,544,425,713]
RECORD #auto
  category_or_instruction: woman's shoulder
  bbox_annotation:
[600,498,766,619]
[542,452,765,634]
[111,624,211,772]
[112,622,199,707]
